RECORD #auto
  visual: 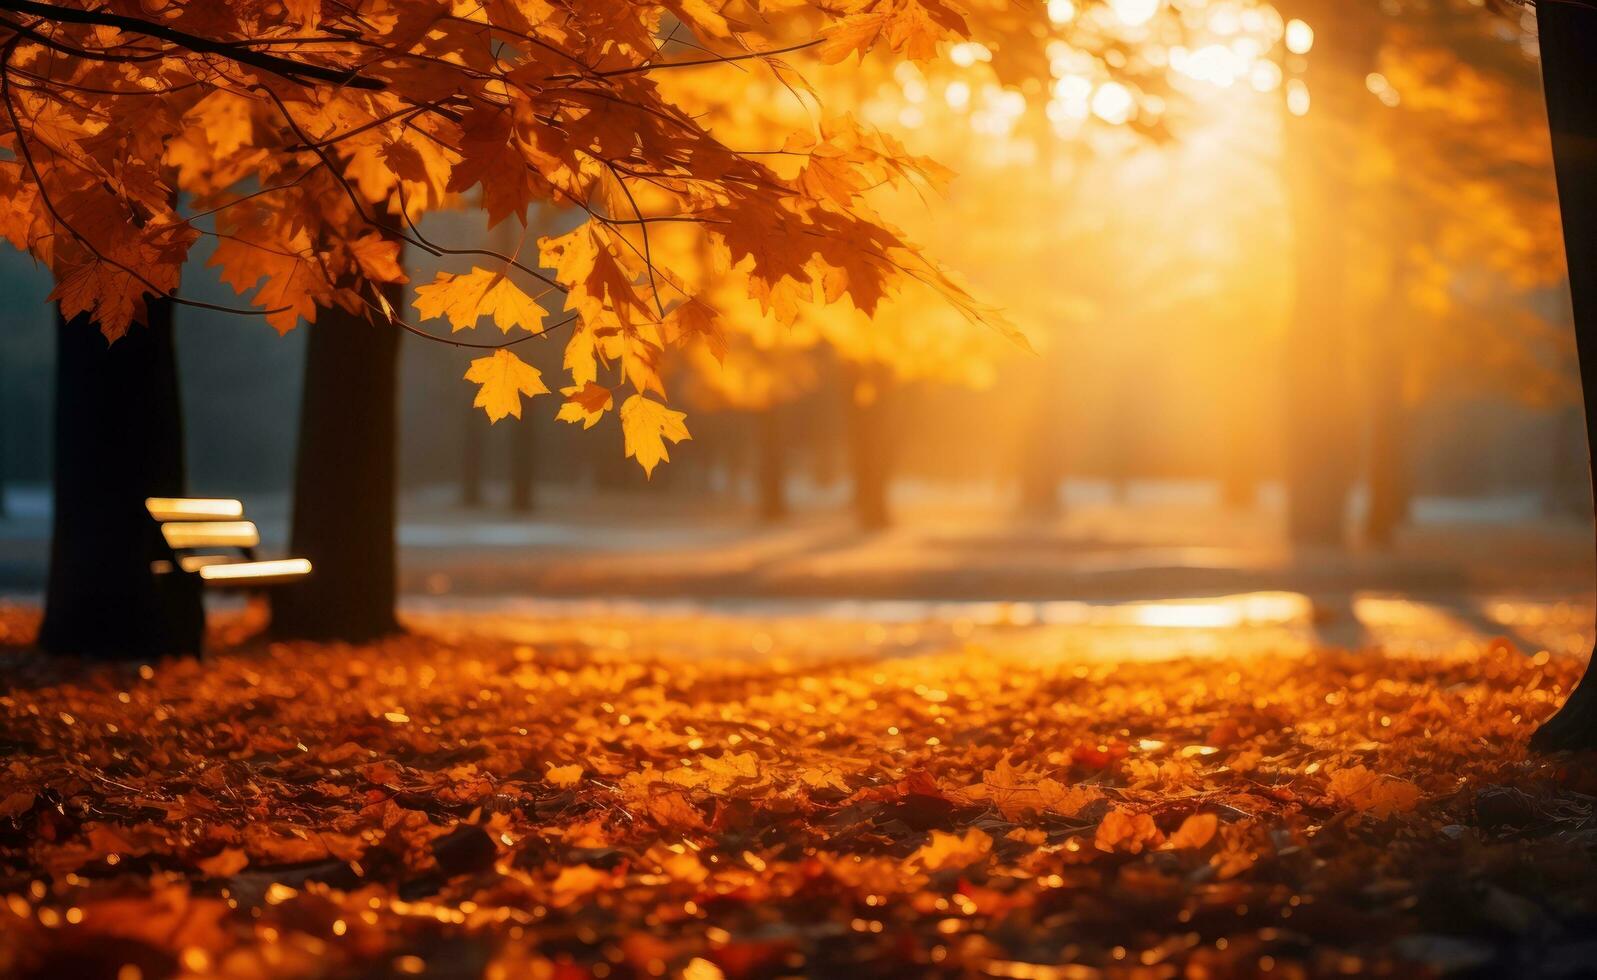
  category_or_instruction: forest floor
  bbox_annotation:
[1,604,1596,979]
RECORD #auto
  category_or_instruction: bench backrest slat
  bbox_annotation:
[146,498,245,522]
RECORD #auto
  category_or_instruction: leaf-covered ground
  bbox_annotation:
[0,605,1594,979]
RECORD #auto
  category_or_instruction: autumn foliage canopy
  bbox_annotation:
[0,0,1000,472]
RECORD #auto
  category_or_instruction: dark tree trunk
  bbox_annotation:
[461,395,484,508]
[39,303,203,659]
[1363,352,1409,549]
[755,406,788,523]
[1533,0,1597,752]
[269,294,402,643]
[1526,0,1597,753]
[508,413,536,513]
[843,367,891,531]
[0,363,7,520]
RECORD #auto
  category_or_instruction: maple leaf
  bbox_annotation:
[545,763,583,788]
[913,828,992,871]
[1327,766,1424,818]
[348,233,406,284]
[619,394,691,477]
[1095,808,1165,854]
[414,267,548,333]
[556,383,614,429]
[464,349,548,421]
[1164,813,1219,850]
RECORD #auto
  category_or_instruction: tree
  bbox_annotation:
[1530,0,1597,753]
[37,301,203,658]
[1270,0,1566,548]
[268,288,403,643]
[0,0,1012,649]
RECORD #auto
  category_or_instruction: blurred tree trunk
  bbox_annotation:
[40,302,203,659]
[1018,378,1064,519]
[1019,454,1063,519]
[1220,450,1255,510]
[1533,0,1597,753]
[1276,0,1380,547]
[595,426,637,489]
[755,406,787,523]
[508,414,536,513]
[270,287,402,644]
[843,365,892,531]
[460,396,484,507]
[1362,352,1408,548]
[1363,244,1413,548]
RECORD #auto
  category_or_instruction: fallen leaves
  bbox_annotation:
[0,607,1592,978]
[1327,764,1425,818]
[913,828,992,870]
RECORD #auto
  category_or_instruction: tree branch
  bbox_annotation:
[0,0,385,90]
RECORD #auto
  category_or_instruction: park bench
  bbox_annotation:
[145,497,311,588]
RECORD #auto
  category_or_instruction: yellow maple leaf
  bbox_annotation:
[348,232,406,283]
[619,394,691,477]
[1095,808,1164,854]
[414,267,547,333]
[1164,812,1219,850]
[1327,766,1423,818]
[545,764,582,788]
[556,383,613,429]
[913,828,992,871]
[464,349,548,422]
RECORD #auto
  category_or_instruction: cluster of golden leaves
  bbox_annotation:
[0,606,1593,978]
[0,0,994,472]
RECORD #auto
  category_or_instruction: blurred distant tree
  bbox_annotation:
[460,389,486,508]
[1531,0,1597,753]
[1275,0,1564,548]
[509,416,539,513]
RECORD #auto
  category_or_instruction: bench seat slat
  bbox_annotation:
[161,521,260,550]
[196,558,311,586]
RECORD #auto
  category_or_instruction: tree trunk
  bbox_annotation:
[0,363,7,520]
[1363,350,1409,548]
[843,367,891,531]
[39,302,203,659]
[461,395,484,508]
[1220,465,1255,511]
[508,413,536,513]
[1018,383,1063,520]
[1532,0,1597,753]
[1276,0,1381,548]
[269,294,402,643]
[755,406,788,523]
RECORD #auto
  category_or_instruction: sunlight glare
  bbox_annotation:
[1285,18,1314,55]
[1110,0,1161,28]
[1286,78,1310,115]
[1046,0,1077,25]
[1091,81,1136,124]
